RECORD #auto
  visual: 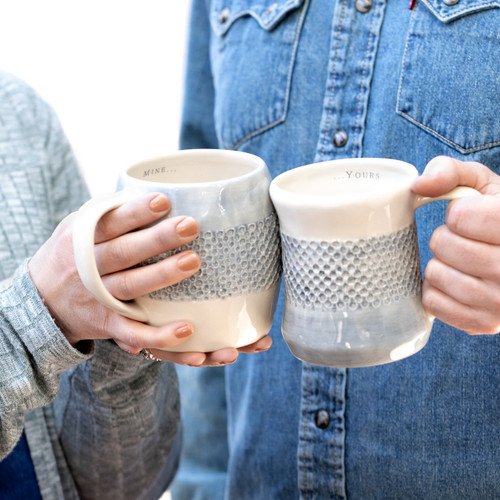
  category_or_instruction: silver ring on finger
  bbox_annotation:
[141,348,162,362]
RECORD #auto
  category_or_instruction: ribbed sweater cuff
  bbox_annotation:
[3,260,92,375]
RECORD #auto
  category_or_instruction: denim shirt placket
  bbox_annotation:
[298,1,387,498]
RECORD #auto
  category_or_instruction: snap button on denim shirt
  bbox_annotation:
[172,0,500,499]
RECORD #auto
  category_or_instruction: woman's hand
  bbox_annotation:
[412,156,500,335]
[29,193,271,366]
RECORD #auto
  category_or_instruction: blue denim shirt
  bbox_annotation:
[171,0,500,498]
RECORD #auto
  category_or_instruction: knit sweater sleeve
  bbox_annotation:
[0,71,182,498]
[0,262,92,460]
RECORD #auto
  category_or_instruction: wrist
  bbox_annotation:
[28,257,90,351]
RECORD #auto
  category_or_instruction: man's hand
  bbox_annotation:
[412,156,500,335]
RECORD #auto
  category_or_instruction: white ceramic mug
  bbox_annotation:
[73,149,281,352]
[269,158,479,368]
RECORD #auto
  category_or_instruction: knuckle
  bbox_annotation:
[491,294,500,312]
[56,221,75,254]
[152,224,171,250]
[156,263,172,282]
[125,329,142,349]
[105,239,134,269]
[478,309,500,334]
[421,292,437,316]
[155,262,179,288]
[421,283,442,317]
[468,319,498,335]
[489,262,500,282]
[95,214,114,240]
[114,272,135,300]
[484,325,500,335]
[467,280,484,301]
[446,203,466,234]
[424,259,449,291]
[423,260,438,284]
[428,226,444,254]
[96,238,136,270]
[95,309,114,338]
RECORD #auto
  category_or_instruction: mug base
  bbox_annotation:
[282,296,433,368]
[146,285,278,352]
[285,337,429,368]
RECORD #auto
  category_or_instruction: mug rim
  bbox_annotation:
[123,149,267,188]
[270,157,417,206]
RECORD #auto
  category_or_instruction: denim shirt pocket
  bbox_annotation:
[209,0,307,149]
[397,0,500,153]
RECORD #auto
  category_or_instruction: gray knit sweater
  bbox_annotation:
[0,71,180,499]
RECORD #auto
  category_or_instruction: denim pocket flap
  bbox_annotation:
[397,0,500,153]
[211,0,305,36]
[209,0,307,149]
[421,0,500,22]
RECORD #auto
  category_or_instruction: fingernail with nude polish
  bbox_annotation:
[175,324,193,339]
[149,194,170,212]
[177,252,200,272]
[176,217,199,238]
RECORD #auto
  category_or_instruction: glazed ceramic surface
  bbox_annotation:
[270,158,477,367]
[73,149,281,352]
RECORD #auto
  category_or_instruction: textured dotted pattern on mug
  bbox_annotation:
[144,213,282,301]
[281,222,422,312]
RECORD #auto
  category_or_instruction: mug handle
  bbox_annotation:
[413,186,480,209]
[72,188,150,323]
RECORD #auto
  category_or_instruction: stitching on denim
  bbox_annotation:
[213,2,302,35]
[300,363,311,498]
[420,0,500,22]
[334,369,340,499]
[396,6,415,127]
[223,0,310,150]
[340,369,347,499]
[352,1,380,159]
[397,3,500,153]
[320,0,349,160]
[397,110,500,152]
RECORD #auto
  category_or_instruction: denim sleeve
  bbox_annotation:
[170,1,230,499]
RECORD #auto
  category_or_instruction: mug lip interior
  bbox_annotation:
[125,149,267,187]
[270,157,417,205]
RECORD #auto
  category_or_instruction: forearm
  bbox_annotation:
[54,340,181,500]
[0,262,91,459]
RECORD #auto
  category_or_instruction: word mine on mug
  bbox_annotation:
[73,149,282,353]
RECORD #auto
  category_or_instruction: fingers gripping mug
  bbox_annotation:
[269,158,478,368]
[72,149,281,352]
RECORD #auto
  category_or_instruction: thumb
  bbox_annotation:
[412,156,499,197]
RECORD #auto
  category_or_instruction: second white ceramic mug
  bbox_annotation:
[73,149,281,352]
[270,158,478,368]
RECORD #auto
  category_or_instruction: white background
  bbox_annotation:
[0,1,191,196]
